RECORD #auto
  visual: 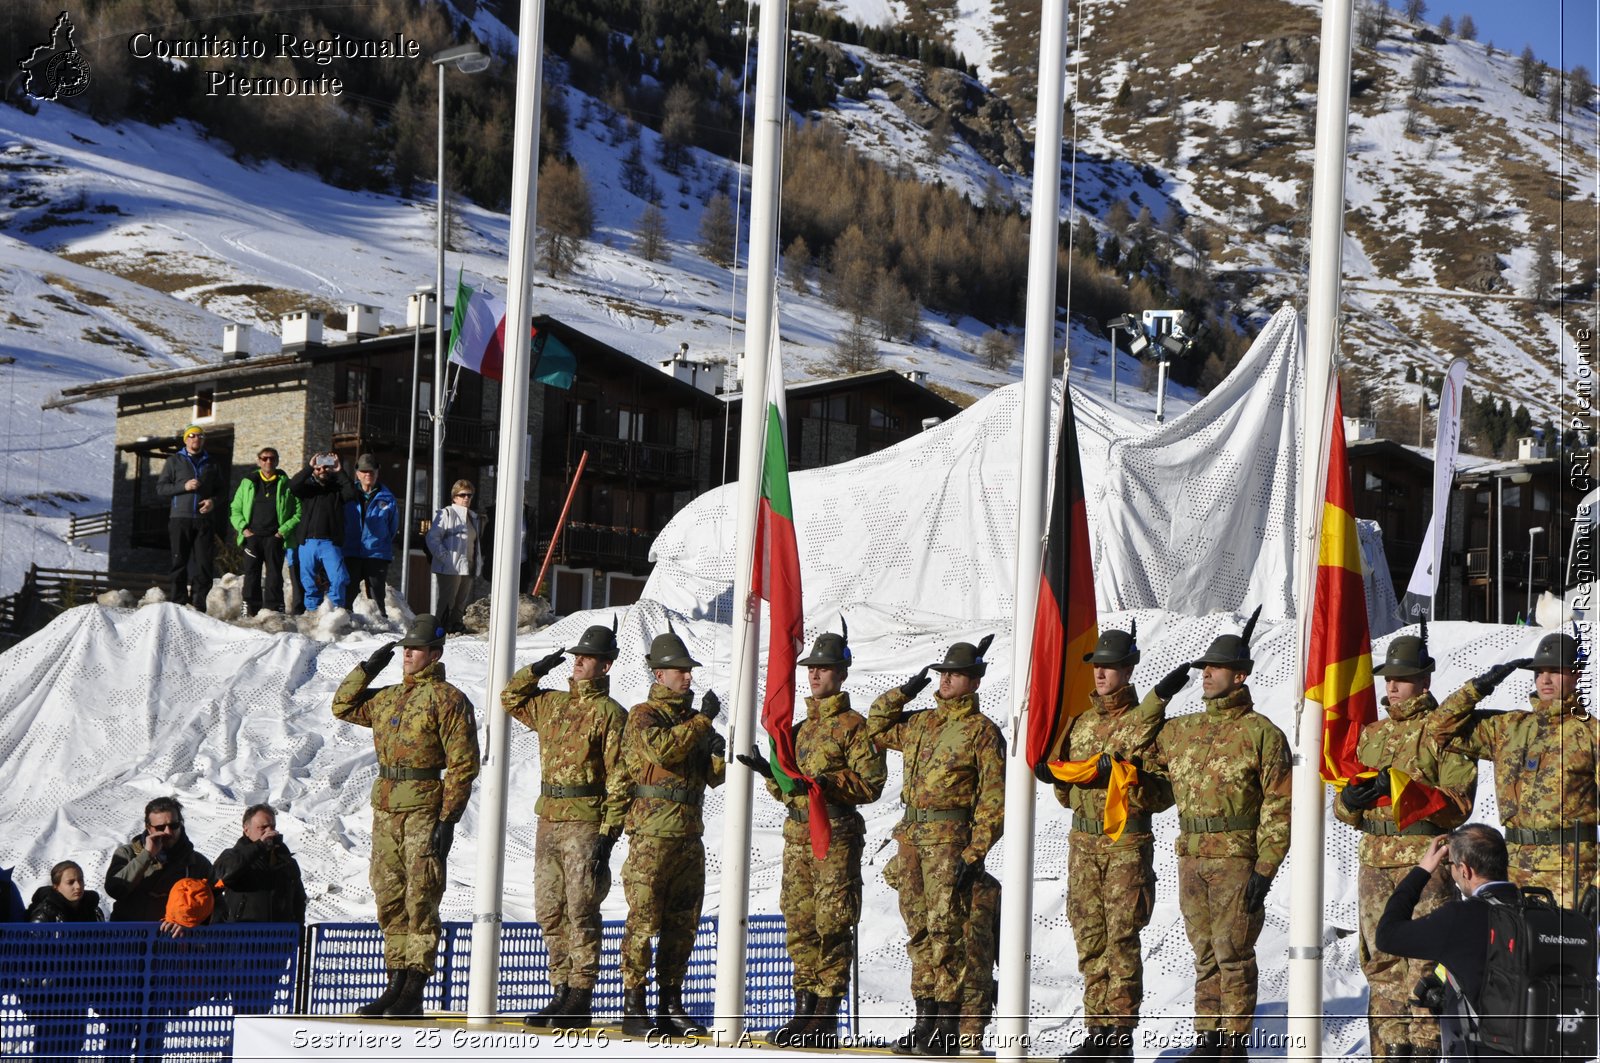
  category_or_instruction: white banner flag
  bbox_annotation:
[1401,358,1468,620]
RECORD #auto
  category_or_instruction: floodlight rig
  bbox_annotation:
[1108,310,1198,422]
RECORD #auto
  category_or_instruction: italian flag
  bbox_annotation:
[447,278,508,381]
[750,361,829,858]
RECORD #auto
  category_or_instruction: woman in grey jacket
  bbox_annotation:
[425,478,482,633]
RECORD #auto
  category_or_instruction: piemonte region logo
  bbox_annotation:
[18,11,92,102]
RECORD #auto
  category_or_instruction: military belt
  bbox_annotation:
[1179,814,1258,834]
[378,765,441,781]
[632,784,703,808]
[1360,818,1436,837]
[788,803,850,823]
[902,807,974,825]
[1505,824,1598,846]
[542,783,604,799]
[1073,813,1152,836]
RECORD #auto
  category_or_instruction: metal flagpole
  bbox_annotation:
[400,287,432,601]
[466,3,545,1021]
[711,0,790,1037]
[996,0,1069,1055]
[1288,0,1355,1055]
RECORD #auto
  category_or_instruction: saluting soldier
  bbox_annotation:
[869,635,1006,1057]
[1038,623,1185,1062]
[502,617,628,1031]
[1430,632,1598,915]
[735,620,887,1049]
[1333,622,1477,1063]
[612,623,726,1038]
[332,614,481,1019]
[1144,609,1290,1061]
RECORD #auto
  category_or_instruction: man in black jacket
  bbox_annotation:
[156,425,224,610]
[104,795,215,932]
[290,451,358,611]
[1374,823,1519,1059]
[213,805,307,923]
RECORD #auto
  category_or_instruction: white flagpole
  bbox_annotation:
[467,0,545,1022]
[712,0,790,1039]
[996,0,1069,1055]
[1288,0,1355,1055]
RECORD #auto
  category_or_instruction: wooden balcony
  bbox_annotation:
[545,432,696,485]
[333,402,497,457]
[537,522,654,570]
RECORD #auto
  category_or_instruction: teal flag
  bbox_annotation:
[532,328,576,390]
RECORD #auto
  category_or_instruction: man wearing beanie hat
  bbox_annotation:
[1333,623,1478,1062]
[1143,608,1291,1060]
[1036,622,1183,1062]
[1431,632,1598,915]
[735,620,886,1049]
[611,623,725,1039]
[332,615,480,1018]
[868,634,1005,1056]
[501,619,628,1031]
[156,425,224,610]
[344,454,400,618]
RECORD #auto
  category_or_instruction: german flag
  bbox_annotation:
[1025,387,1098,767]
[1305,385,1377,784]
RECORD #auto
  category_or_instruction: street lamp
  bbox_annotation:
[1527,526,1545,622]
[1105,314,1138,404]
[1495,468,1533,623]
[429,43,489,612]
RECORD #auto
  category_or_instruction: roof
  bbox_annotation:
[723,369,961,417]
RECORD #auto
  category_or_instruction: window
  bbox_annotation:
[194,388,214,421]
[618,407,647,442]
[869,404,900,431]
[1365,471,1383,492]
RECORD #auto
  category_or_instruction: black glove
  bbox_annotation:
[955,859,980,891]
[1471,659,1528,693]
[531,649,567,678]
[1093,752,1113,785]
[1033,760,1057,785]
[1243,871,1272,913]
[899,666,933,700]
[1153,663,1191,701]
[360,641,397,679]
[707,730,726,759]
[1580,885,1599,924]
[429,820,455,863]
[1340,773,1385,811]
[737,750,775,779]
[699,690,721,720]
[590,834,617,876]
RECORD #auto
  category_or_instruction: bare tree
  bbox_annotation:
[698,192,736,267]
[830,316,881,373]
[634,202,668,263]
[660,84,698,173]
[1572,66,1595,112]
[1438,14,1453,36]
[783,236,812,294]
[871,271,919,341]
[537,157,593,277]
[1529,232,1556,305]
[1355,1,1383,48]
[1547,71,1564,119]
[976,328,1017,371]
[1457,13,1476,40]
[1519,46,1544,98]
[1402,0,1425,21]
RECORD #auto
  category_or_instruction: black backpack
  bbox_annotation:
[1468,885,1597,1060]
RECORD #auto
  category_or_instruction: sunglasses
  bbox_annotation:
[455,492,474,499]
[258,455,278,463]
[147,823,179,833]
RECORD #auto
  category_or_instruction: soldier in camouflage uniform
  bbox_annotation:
[1333,625,1477,1062]
[1430,632,1599,916]
[1144,611,1291,1060]
[735,621,886,1048]
[332,614,480,1018]
[956,869,1001,1055]
[502,618,628,1030]
[611,625,726,1038]
[869,635,1006,1057]
[1037,624,1186,1062]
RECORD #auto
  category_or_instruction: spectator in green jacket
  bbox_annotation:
[230,447,301,616]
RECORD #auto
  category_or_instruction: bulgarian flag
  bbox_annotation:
[1025,385,1099,768]
[1306,384,1378,785]
[750,355,829,858]
[448,276,576,389]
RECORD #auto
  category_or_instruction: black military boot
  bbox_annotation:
[895,998,935,1055]
[1407,1045,1437,1063]
[1103,1028,1134,1061]
[355,969,404,1018]
[621,987,652,1037]
[1186,1029,1222,1058]
[1215,1031,1249,1061]
[524,984,569,1028]
[659,985,707,1037]
[1386,1046,1414,1062]
[384,969,428,1019]
[553,986,593,1030]
[801,995,841,1050]
[768,989,818,1046]
[913,1001,956,1056]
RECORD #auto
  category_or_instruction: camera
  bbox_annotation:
[313,453,337,469]
[1410,972,1447,1015]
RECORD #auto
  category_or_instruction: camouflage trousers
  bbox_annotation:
[1175,855,1265,1036]
[959,873,1001,1041]
[371,806,445,972]
[1359,861,1452,1055]
[621,834,705,990]
[1068,833,1156,1027]
[1508,840,1597,909]
[536,818,608,990]
[780,831,863,996]
[893,839,971,1002]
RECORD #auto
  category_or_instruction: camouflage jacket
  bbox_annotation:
[1053,685,1175,846]
[764,692,887,842]
[333,661,481,821]
[868,687,1006,865]
[1146,685,1292,876]
[1331,689,1477,867]
[501,668,627,832]
[612,683,726,838]
[1434,687,1598,833]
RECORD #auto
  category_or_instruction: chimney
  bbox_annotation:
[222,323,250,359]
[921,416,942,431]
[407,290,437,328]
[1517,436,1546,461]
[1343,416,1376,442]
[658,347,725,395]
[281,310,324,349]
[346,303,380,339]
[902,368,929,386]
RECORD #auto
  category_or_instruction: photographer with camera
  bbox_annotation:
[211,805,307,924]
[290,451,358,612]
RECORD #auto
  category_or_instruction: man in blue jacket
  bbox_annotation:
[345,453,400,618]
[156,425,224,610]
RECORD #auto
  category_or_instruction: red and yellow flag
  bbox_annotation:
[1389,767,1449,830]
[1305,385,1377,785]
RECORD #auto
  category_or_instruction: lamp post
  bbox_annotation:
[1527,526,1545,622]
[430,43,490,613]
[1496,468,1533,623]
[400,285,435,601]
[1105,314,1138,404]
